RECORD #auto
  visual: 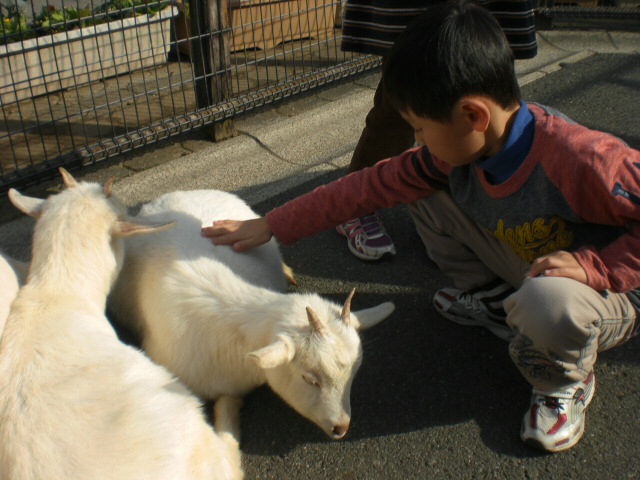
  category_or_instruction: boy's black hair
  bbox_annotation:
[383,0,521,121]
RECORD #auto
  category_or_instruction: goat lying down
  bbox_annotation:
[0,251,28,336]
[0,171,243,480]
[108,189,395,440]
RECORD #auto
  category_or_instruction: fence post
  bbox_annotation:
[189,0,210,108]
[209,0,231,103]
[189,0,236,140]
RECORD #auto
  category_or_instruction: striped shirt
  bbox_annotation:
[340,0,538,59]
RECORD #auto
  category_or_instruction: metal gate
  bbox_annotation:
[0,0,637,193]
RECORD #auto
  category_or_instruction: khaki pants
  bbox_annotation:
[410,191,637,391]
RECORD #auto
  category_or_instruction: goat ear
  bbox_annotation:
[58,167,78,188]
[111,219,177,238]
[7,189,45,218]
[248,336,294,369]
[350,302,395,330]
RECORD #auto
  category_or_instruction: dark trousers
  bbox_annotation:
[348,72,416,173]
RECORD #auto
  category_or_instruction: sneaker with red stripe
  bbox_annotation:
[521,371,595,452]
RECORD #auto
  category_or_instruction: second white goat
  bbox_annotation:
[108,189,395,440]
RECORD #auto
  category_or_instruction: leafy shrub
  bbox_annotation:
[0,0,172,44]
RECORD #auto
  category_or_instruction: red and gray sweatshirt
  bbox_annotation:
[265,103,640,302]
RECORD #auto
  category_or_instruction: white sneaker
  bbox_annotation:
[336,212,396,261]
[521,371,595,452]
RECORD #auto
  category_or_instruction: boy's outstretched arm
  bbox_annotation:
[201,218,272,252]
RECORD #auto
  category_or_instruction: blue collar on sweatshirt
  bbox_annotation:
[475,100,534,184]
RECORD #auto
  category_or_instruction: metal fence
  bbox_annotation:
[534,0,640,28]
[0,0,638,194]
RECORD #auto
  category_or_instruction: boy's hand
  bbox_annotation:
[526,250,588,285]
[201,218,272,252]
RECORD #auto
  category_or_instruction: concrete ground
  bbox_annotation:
[1,30,639,479]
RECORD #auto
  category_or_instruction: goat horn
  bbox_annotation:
[340,288,356,326]
[103,176,115,197]
[59,168,78,188]
[306,306,327,335]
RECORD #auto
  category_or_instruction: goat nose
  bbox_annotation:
[331,422,349,439]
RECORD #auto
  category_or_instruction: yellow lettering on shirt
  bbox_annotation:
[493,217,574,262]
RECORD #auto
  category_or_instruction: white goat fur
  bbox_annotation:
[0,174,243,480]
[108,189,395,439]
[0,252,28,336]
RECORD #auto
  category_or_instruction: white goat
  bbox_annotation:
[108,189,395,440]
[0,171,243,480]
[0,251,28,336]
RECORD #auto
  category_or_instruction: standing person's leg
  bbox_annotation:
[337,75,416,261]
[348,77,416,173]
[506,277,637,451]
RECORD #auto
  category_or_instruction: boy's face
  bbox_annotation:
[400,107,487,167]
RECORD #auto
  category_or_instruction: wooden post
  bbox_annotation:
[209,0,231,104]
[188,0,211,109]
[188,0,235,141]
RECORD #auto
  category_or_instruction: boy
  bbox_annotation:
[337,0,537,261]
[202,0,640,452]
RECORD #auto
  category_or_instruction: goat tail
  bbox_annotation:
[213,395,243,447]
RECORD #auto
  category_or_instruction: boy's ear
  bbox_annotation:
[459,98,490,132]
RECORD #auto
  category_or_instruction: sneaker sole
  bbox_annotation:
[522,417,586,453]
[338,224,397,261]
[346,240,397,261]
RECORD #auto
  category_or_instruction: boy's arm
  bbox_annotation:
[205,146,448,249]
[573,224,640,293]
[546,127,640,292]
[266,146,448,245]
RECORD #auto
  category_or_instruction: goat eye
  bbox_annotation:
[302,373,320,387]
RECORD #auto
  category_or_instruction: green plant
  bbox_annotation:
[0,0,172,45]
[1,0,29,40]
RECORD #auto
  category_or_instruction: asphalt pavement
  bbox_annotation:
[1,30,639,480]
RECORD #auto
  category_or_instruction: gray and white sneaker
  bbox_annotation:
[433,280,515,341]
